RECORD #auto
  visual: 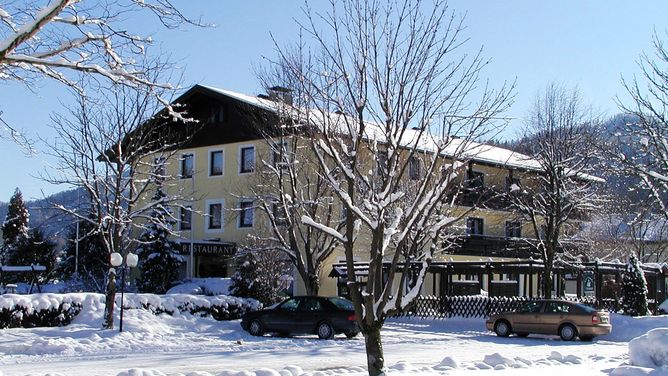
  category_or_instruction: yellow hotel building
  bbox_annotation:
[146,85,589,298]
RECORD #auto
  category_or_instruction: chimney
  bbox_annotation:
[268,85,293,105]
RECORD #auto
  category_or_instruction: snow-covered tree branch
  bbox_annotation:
[271,1,513,374]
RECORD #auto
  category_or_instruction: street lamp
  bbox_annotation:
[110,252,139,332]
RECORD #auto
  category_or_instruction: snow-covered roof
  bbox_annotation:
[198,85,602,180]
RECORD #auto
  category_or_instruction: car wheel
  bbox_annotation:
[494,320,511,337]
[559,324,577,341]
[248,319,265,337]
[345,331,359,339]
[516,332,529,338]
[317,322,334,339]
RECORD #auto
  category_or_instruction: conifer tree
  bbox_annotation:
[136,185,184,294]
[8,229,57,282]
[230,250,292,305]
[1,188,29,263]
[58,212,108,292]
[622,253,649,316]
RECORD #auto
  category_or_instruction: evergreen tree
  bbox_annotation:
[136,185,184,294]
[7,229,57,282]
[58,212,108,292]
[622,253,649,316]
[1,188,29,264]
[230,250,292,305]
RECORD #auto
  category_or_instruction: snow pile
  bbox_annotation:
[166,278,232,296]
[601,313,668,342]
[628,328,668,368]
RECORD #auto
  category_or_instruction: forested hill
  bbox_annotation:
[0,188,81,239]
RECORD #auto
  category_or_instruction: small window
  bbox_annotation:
[409,156,421,180]
[466,170,484,190]
[239,200,254,228]
[181,153,194,179]
[210,150,223,176]
[208,203,222,229]
[466,217,484,236]
[505,221,521,238]
[208,106,225,124]
[179,206,192,230]
[240,146,255,173]
[154,157,166,180]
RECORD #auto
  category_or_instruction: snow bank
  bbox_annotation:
[628,328,668,368]
[166,278,232,296]
[601,313,668,342]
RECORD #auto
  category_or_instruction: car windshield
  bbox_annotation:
[328,297,354,310]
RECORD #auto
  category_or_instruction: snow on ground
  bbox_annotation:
[0,294,667,376]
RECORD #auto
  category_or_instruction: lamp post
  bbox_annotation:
[110,252,138,332]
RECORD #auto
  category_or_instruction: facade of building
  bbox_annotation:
[145,84,596,298]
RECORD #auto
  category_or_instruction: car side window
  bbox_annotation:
[278,298,300,312]
[300,298,323,312]
[518,302,542,313]
[545,302,571,314]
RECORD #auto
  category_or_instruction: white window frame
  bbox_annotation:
[237,199,255,229]
[238,144,256,174]
[180,152,195,179]
[205,198,225,233]
[208,148,224,177]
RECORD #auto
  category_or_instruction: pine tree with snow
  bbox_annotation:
[622,253,649,316]
[58,210,108,292]
[230,250,292,305]
[136,185,184,294]
[1,188,30,264]
[7,228,57,282]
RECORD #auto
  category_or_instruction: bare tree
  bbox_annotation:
[274,1,512,374]
[40,77,195,329]
[0,0,204,140]
[613,31,668,227]
[510,83,602,298]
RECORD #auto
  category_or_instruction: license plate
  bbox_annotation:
[600,316,609,323]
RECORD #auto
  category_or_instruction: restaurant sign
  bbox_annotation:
[179,242,236,256]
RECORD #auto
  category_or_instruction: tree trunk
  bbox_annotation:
[363,325,385,376]
[102,268,116,329]
[305,273,319,296]
[543,267,553,299]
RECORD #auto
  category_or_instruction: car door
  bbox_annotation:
[297,297,326,333]
[512,301,543,333]
[263,297,301,333]
[541,301,571,335]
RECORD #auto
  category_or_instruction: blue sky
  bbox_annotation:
[2,0,668,200]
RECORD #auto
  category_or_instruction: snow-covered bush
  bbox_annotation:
[129,294,262,321]
[0,293,261,329]
[622,253,649,316]
[0,294,82,328]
